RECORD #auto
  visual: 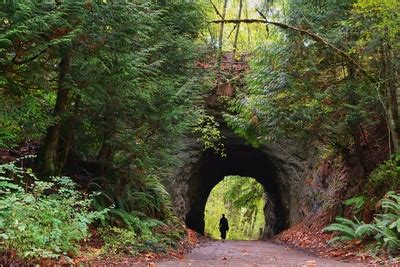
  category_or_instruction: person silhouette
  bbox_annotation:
[219,214,229,241]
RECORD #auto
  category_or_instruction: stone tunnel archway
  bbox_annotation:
[185,143,289,238]
[166,130,311,239]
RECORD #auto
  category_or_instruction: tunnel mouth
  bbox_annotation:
[204,176,266,240]
[185,143,289,238]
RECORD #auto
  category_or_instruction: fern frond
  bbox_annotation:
[323,223,358,239]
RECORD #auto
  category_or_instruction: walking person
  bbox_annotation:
[219,214,229,241]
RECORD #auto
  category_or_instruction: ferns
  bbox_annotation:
[323,217,363,243]
[325,155,400,255]
[325,191,400,253]
[90,171,173,231]
[343,196,365,216]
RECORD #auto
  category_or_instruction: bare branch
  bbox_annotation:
[209,0,223,20]
[211,10,376,82]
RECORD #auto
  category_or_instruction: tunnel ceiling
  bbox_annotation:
[185,143,289,238]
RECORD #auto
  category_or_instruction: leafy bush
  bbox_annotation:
[192,115,225,155]
[343,195,366,217]
[90,172,174,230]
[325,192,400,254]
[356,192,400,253]
[100,227,139,256]
[323,217,364,244]
[367,154,400,196]
[0,162,106,260]
[101,223,184,256]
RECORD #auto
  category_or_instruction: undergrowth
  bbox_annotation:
[0,160,107,261]
[324,155,400,256]
[0,160,188,263]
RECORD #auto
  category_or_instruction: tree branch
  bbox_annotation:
[13,46,49,65]
[211,11,376,83]
[209,0,223,20]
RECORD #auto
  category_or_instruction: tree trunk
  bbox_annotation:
[232,0,243,62]
[97,127,114,178]
[381,34,400,154]
[97,102,117,178]
[217,0,228,51]
[346,70,369,173]
[59,95,81,173]
[41,49,71,176]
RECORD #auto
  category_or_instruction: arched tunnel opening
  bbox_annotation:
[185,143,290,238]
[204,175,266,240]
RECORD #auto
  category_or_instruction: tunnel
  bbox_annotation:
[185,143,290,238]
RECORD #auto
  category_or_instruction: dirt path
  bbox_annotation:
[156,240,365,266]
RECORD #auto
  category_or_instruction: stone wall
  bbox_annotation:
[165,127,324,238]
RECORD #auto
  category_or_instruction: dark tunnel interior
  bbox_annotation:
[185,144,289,238]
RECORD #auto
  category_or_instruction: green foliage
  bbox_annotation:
[90,173,173,230]
[205,176,265,240]
[192,115,225,155]
[100,227,139,256]
[356,192,400,253]
[0,1,209,253]
[323,217,364,244]
[204,0,274,51]
[0,93,53,148]
[344,195,366,216]
[367,154,400,195]
[325,192,400,254]
[225,0,393,155]
[0,162,106,260]
[101,223,185,256]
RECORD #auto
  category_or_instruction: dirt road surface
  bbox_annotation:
[156,240,365,267]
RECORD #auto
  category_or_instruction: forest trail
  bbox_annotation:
[156,240,364,267]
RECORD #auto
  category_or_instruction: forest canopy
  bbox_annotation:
[0,0,399,263]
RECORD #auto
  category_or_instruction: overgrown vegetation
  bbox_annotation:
[210,0,399,258]
[324,191,400,254]
[323,154,400,255]
[0,0,208,262]
[226,0,399,156]
[205,176,265,240]
[100,224,184,256]
[0,161,106,260]
[1,0,399,263]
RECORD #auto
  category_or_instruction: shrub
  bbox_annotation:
[100,224,175,256]
[0,162,106,260]
[90,172,174,229]
[367,154,400,197]
[356,191,400,253]
[100,217,185,256]
[325,192,400,254]
[343,195,365,216]
[100,227,139,255]
[323,217,364,244]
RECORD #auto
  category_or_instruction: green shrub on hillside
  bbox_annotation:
[100,224,185,256]
[367,154,400,197]
[0,162,106,260]
[356,192,400,253]
[323,217,364,244]
[324,192,400,254]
